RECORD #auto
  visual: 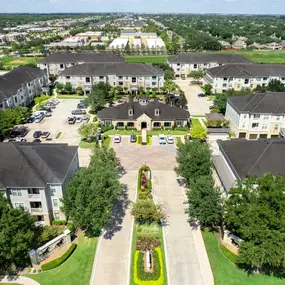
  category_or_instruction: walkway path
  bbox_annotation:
[153,170,214,285]
[90,171,137,285]
[0,276,40,285]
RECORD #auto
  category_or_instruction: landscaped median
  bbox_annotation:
[130,165,168,285]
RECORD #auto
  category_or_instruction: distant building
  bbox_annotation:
[37,52,125,76]
[263,42,282,50]
[0,66,47,111]
[168,53,250,79]
[0,142,79,225]
[225,92,285,139]
[58,63,164,94]
[232,40,247,49]
[218,41,232,49]
[205,64,285,93]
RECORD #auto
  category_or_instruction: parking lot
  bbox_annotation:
[111,136,177,170]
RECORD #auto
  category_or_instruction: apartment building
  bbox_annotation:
[0,66,48,111]
[58,63,164,93]
[0,143,79,225]
[213,139,285,192]
[225,92,285,139]
[205,64,285,93]
[167,53,249,79]
[37,52,125,76]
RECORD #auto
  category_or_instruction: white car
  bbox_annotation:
[113,135,121,143]
[76,117,82,123]
[34,114,44,123]
[159,134,166,145]
[167,135,174,144]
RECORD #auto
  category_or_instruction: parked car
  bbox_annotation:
[27,116,35,123]
[9,127,29,138]
[130,134,136,143]
[198,93,206,97]
[79,99,85,104]
[45,103,56,109]
[167,135,174,144]
[77,103,85,109]
[33,131,42,138]
[71,109,86,115]
[41,132,50,138]
[82,116,90,123]
[34,114,44,123]
[68,117,76,124]
[159,134,166,145]
[113,135,121,143]
[40,107,52,113]
[33,139,41,143]
[76,117,82,123]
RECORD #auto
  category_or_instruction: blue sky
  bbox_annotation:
[1,0,284,14]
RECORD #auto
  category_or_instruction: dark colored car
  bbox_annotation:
[33,131,42,138]
[71,109,86,115]
[33,139,41,143]
[27,116,35,123]
[40,107,52,112]
[198,93,206,97]
[9,127,29,138]
[77,103,85,109]
[130,134,136,143]
[68,117,76,124]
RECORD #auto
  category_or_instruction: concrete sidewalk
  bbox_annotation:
[0,276,40,285]
[90,171,137,285]
[152,170,214,285]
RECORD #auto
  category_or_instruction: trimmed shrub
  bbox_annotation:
[134,248,164,285]
[41,243,77,271]
[52,220,67,226]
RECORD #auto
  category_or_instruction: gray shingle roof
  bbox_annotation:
[0,143,78,188]
[228,92,285,114]
[59,63,164,77]
[217,139,285,180]
[168,53,250,64]
[207,64,285,78]
[40,52,125,64]
[0,66,45,102]
[97,99,190,121]
[205,113,225,121]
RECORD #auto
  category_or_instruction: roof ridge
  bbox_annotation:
[251,92,267,113]
[247,140,272,176]
[242,93,263,112]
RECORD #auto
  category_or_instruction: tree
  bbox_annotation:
[175,140,212,185]
[64,82,73,93]
[203,84,212,95]
[62,148,122,236]
[187,176,223,230]
[189,69,204,81]
[267,79,285,92]
[86,83,111,112]
[78,123,98,138]
[131,199,165,223]
[225,174,285,274]
[0,193,36,272]
[162,79,178,94]
[56,82,64,92]
[190,125,207,140]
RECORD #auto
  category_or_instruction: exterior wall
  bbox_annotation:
[0,74,48,111]
[58,74,164,93]
[225,101,284,139]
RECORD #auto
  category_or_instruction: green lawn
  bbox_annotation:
[79,141,96,149]
[202,230,285,285]
[0,56,43,68]
[103,137,110,148]
[57,95,87,99]
[28,234,98,285]
[125,55,168,64]
[191,118,203,128]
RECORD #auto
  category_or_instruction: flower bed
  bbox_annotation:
[137,165,152,199]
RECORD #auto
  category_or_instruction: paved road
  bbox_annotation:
[175,80,211,116]
[90,170,137,285]
[153,170,214,285]
[0,276,40,285]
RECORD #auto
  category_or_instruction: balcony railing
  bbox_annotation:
[30,208,43,213]
[28,194,40,199]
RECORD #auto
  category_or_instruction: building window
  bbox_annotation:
[276,116,280,121]
[244,79,249,84]
[54,211,60,220]
[153,122,161,127]
[86,77,90,83]
[14,203,24,209]
[119,76,123,79]
[119,82,123,86]
[50,186,56,196]
[66,76,70,79]
[193,64,197,69]
[105,120,112,125]
[116,122,124,127]
[252,123,259,128]
[132,77,136,83]
[223,78,227,81]
[274,124,279,130]
[15,97,18,103]
[11,189,22,196]
[175,120,183,126]
[164,122,171,127]
[53,199,58,207]
[243,114,247,118]
[152,76,156,79]
[263,77,268,81]
[261,124,267,129]
[60,64,64,69]
[253,114,260,119]
[99,76,104,79]
[127,122,134,127]
[222,83,227,87]
[152,82,156,86]
[263,115,269,120]
[28,188,40,195]
[242,123,246,128]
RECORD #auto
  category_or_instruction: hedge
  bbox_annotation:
[134,248,164,285]
[41,243,77,271]
[52,220,67,226]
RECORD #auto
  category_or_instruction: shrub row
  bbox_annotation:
[52,220,67,226]
[41,243,77,271]
[134,248,164,285]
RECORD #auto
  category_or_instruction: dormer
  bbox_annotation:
[128,106,134,116]
[155,108,160,116]
[154,98,160,116]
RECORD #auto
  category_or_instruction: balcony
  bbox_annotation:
[28,194,40,199]
[30,208,43,213]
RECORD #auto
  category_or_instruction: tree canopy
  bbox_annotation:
[62,147,122,236]
[225,174,285,274]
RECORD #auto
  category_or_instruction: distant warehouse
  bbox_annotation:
[37,52,125,76]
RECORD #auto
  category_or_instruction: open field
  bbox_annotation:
[202,230,285,285]
[28,234,98,285]
[125,55,168,63]
[0,56,43,69]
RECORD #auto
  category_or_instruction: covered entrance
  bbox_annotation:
[141,121,147,129]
